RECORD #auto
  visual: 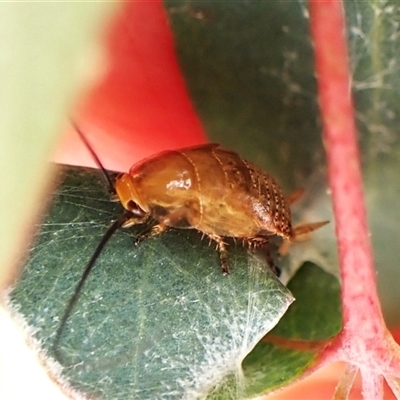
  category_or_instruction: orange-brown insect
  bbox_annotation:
[54,127,327,362]
[115,143,327,275]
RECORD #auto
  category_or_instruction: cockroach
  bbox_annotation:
[53,125,328,363]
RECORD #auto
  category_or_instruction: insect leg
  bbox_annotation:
[247,237,280,276]
[278,239,291,257]
[134,224,169,245]
[133,208,189,245]
[122,214,150,228]
[206,234,230,275]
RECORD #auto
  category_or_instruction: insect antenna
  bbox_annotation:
[70,121,116,196]
[53,212,133,365]
[54,123,129,364]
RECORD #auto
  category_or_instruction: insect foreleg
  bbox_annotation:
[134,224,169,246]
[122,214,150,228]
[133,208,190,245]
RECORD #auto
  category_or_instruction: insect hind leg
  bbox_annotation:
[246,237,280,277]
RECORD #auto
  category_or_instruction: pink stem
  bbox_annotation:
[309,0,385,348]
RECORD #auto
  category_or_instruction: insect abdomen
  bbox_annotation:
[181,146,292,239]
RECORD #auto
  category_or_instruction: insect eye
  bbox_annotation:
[126,200,136,210]
[126,200,146,217]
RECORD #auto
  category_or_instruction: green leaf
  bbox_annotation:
[164,0,339,282]
[344,2,400,326]
[239,263,342,399]
[10,166,341,398]
[271,263,342,341]
[164,0,318,190]
[10,166,295,399]
[0,1,116,287]
[163,0,400,327]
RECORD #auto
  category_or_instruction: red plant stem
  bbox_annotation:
[309,0,385,349]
